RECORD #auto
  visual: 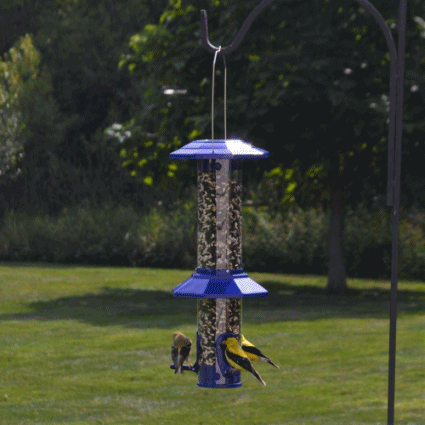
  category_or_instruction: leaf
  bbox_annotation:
[267,167,284,177]
[143,176,153,186]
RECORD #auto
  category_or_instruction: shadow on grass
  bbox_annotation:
[0,287,197,328]
[0,281,424,328]
[244,281,425,322]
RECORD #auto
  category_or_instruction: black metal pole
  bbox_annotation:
[200,1,408,422]
[387,1,407,423]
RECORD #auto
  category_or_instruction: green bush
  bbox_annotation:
[0,210,31,260]
[243,206,328,274]
[130,198,197,269]
[344,207,425,280]
[1,200,425,280]
[398,209,425,280]
[0,202,138,265]
[345,208,392,279]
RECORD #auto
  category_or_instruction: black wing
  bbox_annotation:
[243,343,279,368]
[242,344,265,358]
[225,348,253,371]
[180,342,192,359]
[171,345,178,365]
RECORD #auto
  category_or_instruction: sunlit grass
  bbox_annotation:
[0,262,424,424]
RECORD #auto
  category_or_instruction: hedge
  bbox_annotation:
[1,200,424,280]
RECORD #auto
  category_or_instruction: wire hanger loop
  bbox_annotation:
[211,46,227,152]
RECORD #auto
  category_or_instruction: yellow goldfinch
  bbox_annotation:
[241,335,280,369]
[221,337,266,386]
[172,331,192,374]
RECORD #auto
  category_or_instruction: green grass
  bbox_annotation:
[0,262,424,424]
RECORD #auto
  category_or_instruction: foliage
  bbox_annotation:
[0,0,172,215]
[116,0,425,209]
[1,201,425,280]
[398,208,425,280]
[345,208,392,278]
[0,202,139,265]
[0,34,42,178]
[1,0,425,219]
[131,199,197,269]
[243,206,329,273]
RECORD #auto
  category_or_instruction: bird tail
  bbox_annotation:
[250,367,266,386]
[258,356,280,369]
[267,359,280,369]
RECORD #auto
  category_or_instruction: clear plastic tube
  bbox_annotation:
[197,159,242,270]
[196,158,243,371]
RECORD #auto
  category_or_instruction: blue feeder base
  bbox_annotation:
[197,332,242,388]
[197,365,242,388]
[170,332,243,388]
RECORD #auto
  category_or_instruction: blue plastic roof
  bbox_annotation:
[169,139,269,159]
[173,268,268,298]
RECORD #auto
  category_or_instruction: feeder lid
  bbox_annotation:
[173,268,268,298]
[169,139,269,159]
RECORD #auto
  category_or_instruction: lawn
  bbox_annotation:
[0,262,424,425]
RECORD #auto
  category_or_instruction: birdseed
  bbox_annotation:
[197,160,217,269]
[197,298,242,366]
[198,298,217,366]
[197,159,242,269]
[196,159,243,368]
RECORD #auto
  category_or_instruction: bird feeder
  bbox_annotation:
[169,138,269,388]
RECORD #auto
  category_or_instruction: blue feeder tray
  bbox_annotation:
[169,139,269,159]
[197,332,242,388]
[173,268,268,298]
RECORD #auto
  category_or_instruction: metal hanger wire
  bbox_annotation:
[211,46,227,152]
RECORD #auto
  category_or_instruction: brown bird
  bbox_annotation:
[172,331,192,374]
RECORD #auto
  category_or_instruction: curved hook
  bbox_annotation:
[201,0,274,55]
[200,0,276,55]
[201,0,395,59]
[200,0,398,206]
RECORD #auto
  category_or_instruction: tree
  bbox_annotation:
[0,0,172,214]
[0,34,42,180]
[112,0,425,291]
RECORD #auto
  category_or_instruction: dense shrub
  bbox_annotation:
[1,200,425,280]
[345,208,392,279]
[130,199,197,269]
[398,209,425,280]
[243,207,328,274]
[0,202,138,265]
[345,207,425,280]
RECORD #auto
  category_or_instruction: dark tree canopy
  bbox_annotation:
[0,0,424,217]
[0,0,171,214]
[114,0,425,210]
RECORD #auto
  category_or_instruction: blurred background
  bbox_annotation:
[1,0,425,286]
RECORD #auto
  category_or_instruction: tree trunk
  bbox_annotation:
[327,154,348,294]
